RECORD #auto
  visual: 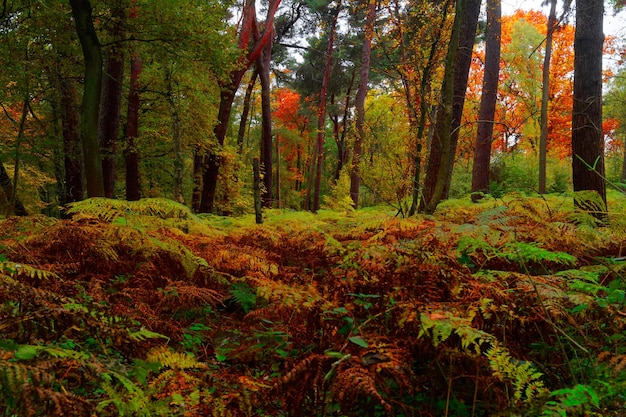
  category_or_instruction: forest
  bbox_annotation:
[1,0,626,415]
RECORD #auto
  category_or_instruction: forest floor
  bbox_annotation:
[1,193,626,416]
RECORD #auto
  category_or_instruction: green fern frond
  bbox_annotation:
[128,328,170,342]
[418,310,494,354]
[503,242,577,266]
[485,343,548,402]
[0,262,60,280]
[146,345,207,370]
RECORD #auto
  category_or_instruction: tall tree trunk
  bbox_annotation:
[165,66,185,204]
[237,69,258,155]
[470,0,501,202]
[69,0,104,198]
[538,0,557,194]
[419,0,466,214]
[350,0,376,209]
[124,54,142,201]
[58,75,84,204]
[442,0,482,199]
[572,0,606,215]
[199,0,281,213]
[191,146,203,212]
[405,1,453,216]
[258,39,274,208]
[311,1,341,212]
[98,1,125,198]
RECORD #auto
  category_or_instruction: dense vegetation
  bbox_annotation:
[1,194,626,416]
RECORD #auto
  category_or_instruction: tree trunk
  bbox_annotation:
[258,40,274,208]
[442,0,482,199]
[470,0,501,202]
[199,0,281,213]
[419,0,466,214]
[350,0,376,209]
[165,66,185,204]
[98,1,125,198]
[237,69,258,155]
[69,0,105,198]
[124,54,142,201]
[0,162,27,216]
[538,0,557,194]
[312,1,341,212]
[572,0,606,215]
[58,75,85,204]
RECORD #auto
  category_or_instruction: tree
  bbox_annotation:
[538,0,558,194]
[350,0,377,209]
[69,0,105,198]
[571,0,606,214]
[470,0,501,202]
[419,0,466,214]
[198,0,281,213]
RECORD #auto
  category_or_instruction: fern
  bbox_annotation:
[146,345,207,370]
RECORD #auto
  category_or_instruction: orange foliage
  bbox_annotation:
[463,10,615,159]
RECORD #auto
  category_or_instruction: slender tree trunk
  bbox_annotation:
[199,0,281,213]
[350,0,376,209]
[237,69,258,155]
[258,39,274,208]
[470,0,501,202]
[419,0,466,214]
[405,1,453,216]
[58,75,84,204]
[124,54,142,201]
[98,1,125,198]
[538,0,557,194]
[191,147,203,212]
[69,0,104,198]
[165,66,185,204]
[572,0,606,214]
[312,1,341,212]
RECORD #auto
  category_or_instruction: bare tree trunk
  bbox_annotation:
[237,69,258,155]
[0,162,27,216]
[58,75,84,204]
[165,66,185,204]
[538,0,557,194]
[470,0,501,202]
[69,0,104,198]
[572,0,606,215]
[312,1,341,212]
[350,0,377,209]
[257,39,274,208]
[419,0,465,214]
[124,54,142,201]
[98,1,125,198]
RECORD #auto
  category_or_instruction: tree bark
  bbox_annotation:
[257,39,274,208]
[0,162,27,216]
[237,69,258,155]
[69,0,105,198]
[165,66,185,204]
[419,0,466,214]
[538,0,557,194]
[470,0,501,202]
[124,54,142,201]
[350,0,376,209]
[58,75,85,204]
[572,0,606,215]
[311,1,341,212]
[442,0,482,199]
[98,1,125,198]
[199,0,281,213]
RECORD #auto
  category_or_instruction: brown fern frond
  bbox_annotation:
[273,354,327,389]
[334,366,392,414]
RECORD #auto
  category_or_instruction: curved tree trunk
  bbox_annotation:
[572,0,606,215]
[69,0,104,198]
[470,0,501,202]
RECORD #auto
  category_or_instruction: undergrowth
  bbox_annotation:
[0,195,625,416]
